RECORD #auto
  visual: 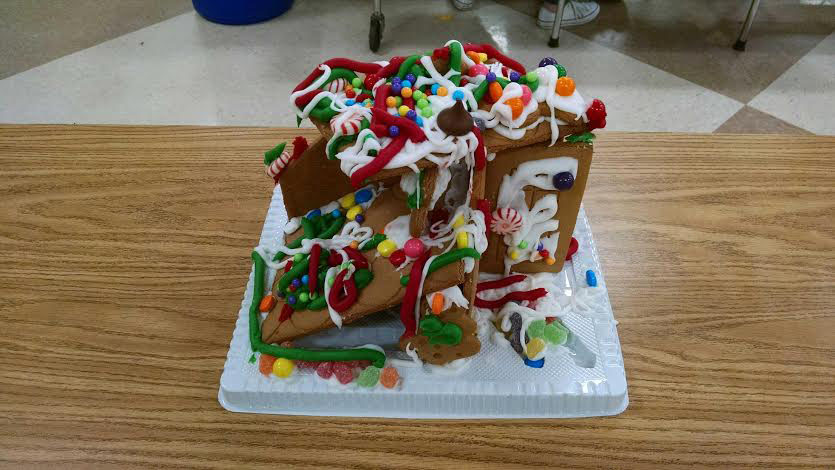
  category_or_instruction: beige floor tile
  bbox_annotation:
[0,0,192,79]
[714,106,812,134]
[496,0,835,103]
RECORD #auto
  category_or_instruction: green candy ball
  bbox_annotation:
[417,98,429,109]
[293,253,305,262]
[526,71,539,83]
[421,107,433,118]
[298,292,309,303]
[351,77,363,89]
[413,90,425,101]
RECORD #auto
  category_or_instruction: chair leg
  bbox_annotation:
[733,0,761,51]
[548,0,567,47]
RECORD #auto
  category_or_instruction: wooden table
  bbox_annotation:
[1,125,833,469]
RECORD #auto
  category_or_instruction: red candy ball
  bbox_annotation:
[345,89,356,98]
[363,74,379,91]
[586,99,607,130]
[403,238,425,258]
[389,249,406,267]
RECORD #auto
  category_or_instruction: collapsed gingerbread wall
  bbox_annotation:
[480,141,593,274]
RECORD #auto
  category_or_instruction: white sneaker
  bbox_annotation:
[453,0,474,10]
[537,1,600,28]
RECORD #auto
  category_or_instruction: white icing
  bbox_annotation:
[284,217,301,234]
[383,214,411,248]
[425,285,469,311]
[429,166,452,210]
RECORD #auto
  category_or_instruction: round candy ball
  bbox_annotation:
[351,77,363,89]
[416,116,425,126]
[355,214,365,224]
[485,71,496,83]
[346,205,363,221]
[403,238,425,258]
[417,98,429,109]
[520,85,533,105]
[553,171,574,190]
[298,292,309,303]
[436,86,448,97]
[363,73,378,91]
[509,71,520,82]
[406,109,417,120]
[398,105,410,116]
[452,90,465,101]
[293,253,305,262]
[385,96,397,108]
[291,278,301,288]
[344,99,355,106]
[330,209,342,218]
[431,84,440,95]
[391,76,401,84]
[401,86,413,98]
[377,239,397,258]
[301,274,309,285]
[307,208,321,219]
[401,80,412,89]
[354,188,372,204]
[469,64,489,76]
[389,249,406,267]
[389,125,400,137]
[272,358,294,378]
[405,73,416,84]
[556,76,575,96]
[413,90,425,101]
[420,106,432,117]
[556,64,567,78]
[539,57,558,68]
[287,295,297,305]
[525,71,539,83]
[391,83,402,95]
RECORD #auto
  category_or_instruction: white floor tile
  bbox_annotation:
[749,32,835,135]
[0,0,741,132]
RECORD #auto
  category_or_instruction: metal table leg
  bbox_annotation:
[548,0,567,47]
[733,0,761,51]
[370,0,384,52]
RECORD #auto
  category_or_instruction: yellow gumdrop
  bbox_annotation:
[456,231,469,249]
[478,52,488,63]
[509,249,520,260]
[452,215,466,229]
[346,204,363,221]
[272,358,294,378]
[339,193,355,209]
[526,337,546,359]
[377,239,397,257]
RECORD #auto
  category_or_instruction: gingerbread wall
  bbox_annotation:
[480,141,593,274]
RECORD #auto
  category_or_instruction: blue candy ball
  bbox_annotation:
[344,99,355,106]
[391,76,401,84]
[301,274,309,285]
[330,209,342,218]
[406,110,417,120]
[585,270,598,287]
[538,57,558,68]
[416,116,424,127]
[389,125,400,137]
[307,209,321,219]
[391,83,402,94]
[401,80,412,89]
[354,188,372,204]
[287,295,297,305]
[355,214,365,224]
[509,71,520,82]
[431,84,440,94]
[553,171,574,190]
[291,278,301,288]
[405,73,416,83]
[486,72,496,83]
[452,90,464,101]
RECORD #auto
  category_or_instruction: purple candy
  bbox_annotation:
[538,57,558,68]
[355,214,365,224]
[509,71,520,82]
[406,110,417,120]
[389,125,400,137]
[405,73,416,83]
[486,72,496,83]
[391,83,402,95]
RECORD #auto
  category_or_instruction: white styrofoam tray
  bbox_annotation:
[219,185,628,418]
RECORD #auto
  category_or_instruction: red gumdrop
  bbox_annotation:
[389,249,406,267]
[258,354,277,376]
[364,74,379,91]
[333,362,354,384]
[565,237,579,260]
[316,361,334,379]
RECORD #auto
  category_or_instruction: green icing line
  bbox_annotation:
[496,77,510,88]
[278,255,310,292]
[448,42,463,86]
[397,55,422,79]
[400,248,481,286]
[249,251,386,368]
[327,134,356,160]
[472,80,489,103]
[566,132,596,144]
[264,142,287,165]
[360,233,387,251]
[300,217,316,239]
[275,215,345,261]
[419,315,463,346]
[406,170,424,209]
[321,68,359,89]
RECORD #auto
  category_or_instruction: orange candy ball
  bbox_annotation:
[506,98,524,119]
[385,96,397,108]
[466,51,481,64]
[380,366,400,389]
[489,81,503,103]
[556,76,575,97]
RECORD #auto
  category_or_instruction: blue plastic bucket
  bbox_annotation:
[193,0,294,25]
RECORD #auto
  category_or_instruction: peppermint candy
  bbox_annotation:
[325,77,347,94]
[265,149,293,179]
[490,207,523,234]
[329,109,365,136]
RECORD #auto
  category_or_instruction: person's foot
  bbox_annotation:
[537,1,600,28]
[452,0,474,10]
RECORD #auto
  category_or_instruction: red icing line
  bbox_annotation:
[294,89,323,108]
[308,244,321,294]
[328,250,341,267]
[355,93,372,103]
[371,108,425,142]
[476,274,527,292]
[565,237,579,261]
[342,246,369,270]
[349,134,406,188]
[476,199,492,229]
[293,58,383,94]
[472,126,486,170]
[378,56,406,78]
[374,84,390,110]
[328,269,358,312]
[284,260,293,273]
[278,303,294,322]
[463,43,526,74]
[399,250,431,340]
[474,288,548,309]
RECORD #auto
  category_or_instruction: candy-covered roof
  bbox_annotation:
[289,40,606,188]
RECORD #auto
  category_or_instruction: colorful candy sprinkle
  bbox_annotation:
[401,87,413,98]
[347,205,363,221]
[398,105,410,116]
[389,125,400,137]
[259,294,277,313]
[307,209,321,219]
[431,84,440,95]
[452,90,464,101]
[355,214,365,224]
[506,97,524,119]
[385,96,397,108]
[586,270,598,287]
[272,358,294,378]
[420,107,433,118]
[520,85,533,105]
[488,81,503,102]
[456,231,469,249]
[509,71,520,82]
[330,209,341,218]
[436,86,448,97]
[478,52,488,63]
[351,77,363,89]
[553,171,574,190]
[539,57,558,67]
[389,249,406,267]
[417,98,429,109]
[525,71,539,84]
[316,361,334,379]
[333,362,354,384]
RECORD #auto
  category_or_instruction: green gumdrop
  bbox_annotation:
[527,319,546,339]
[544,323,568,345]
[357,366,381,387]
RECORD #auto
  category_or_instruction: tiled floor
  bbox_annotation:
[0,0,832,133]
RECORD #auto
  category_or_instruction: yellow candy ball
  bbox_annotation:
[272,358,294,378]
[401,87,413,99]
[509,249,520,260]
[545,257,556,265]
[377,239,397,257]
[385,96,397,108]
[437,86,448,97]
[526,337,546,359]
[452,215,466,229]
[346,204,363,221]
[456,231,469,249]
[398,105,410,116]
[478,52,488,63]
[338,193,355,209]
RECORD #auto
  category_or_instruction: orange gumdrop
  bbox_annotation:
[259,294,277,313]
[489,81,503,103]
[431,293,445,315]
[258,354,277,376]
[506,98,524,119]
[466,51,481,64]
[380,367,400,389]
[556,76,575,97]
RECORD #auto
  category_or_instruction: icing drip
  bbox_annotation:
[383,215,412,248]
[429,166,453,210]
[425,285,469,311]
